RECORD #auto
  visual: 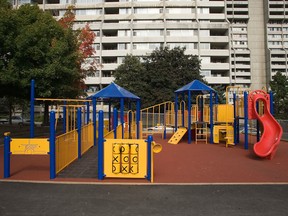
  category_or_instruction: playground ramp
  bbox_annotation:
[168,127,187,145]
[251,94,283,159]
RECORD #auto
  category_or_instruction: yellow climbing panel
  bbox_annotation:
[168,127,187,145]
[195,122,208,144]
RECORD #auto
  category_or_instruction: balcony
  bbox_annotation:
[205,76,230,84]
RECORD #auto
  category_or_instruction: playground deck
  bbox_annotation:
[1,134,288,184]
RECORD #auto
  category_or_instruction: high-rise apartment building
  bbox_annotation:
[11,0,288,94]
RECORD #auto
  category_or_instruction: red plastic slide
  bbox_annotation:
[249,91,283,159]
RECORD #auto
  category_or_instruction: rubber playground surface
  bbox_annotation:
[1,133,288,184]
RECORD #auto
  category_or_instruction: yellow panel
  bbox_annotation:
[213,125,234,146]
[216,104,234,123]
[204,105,210,123]
[168,127,187,145]
[10,138,49,155]
[104,139,147,179]
[81,123,94,154]
[104,124,123,139]
[56,130,78,174]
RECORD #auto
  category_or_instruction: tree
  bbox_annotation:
[270,71,288,119]
[58,6,97,82]
[143,47,203,107]
[114,47,203,108]
[213,85,226,104]
[114,55,149,107]
[0,4,96,123]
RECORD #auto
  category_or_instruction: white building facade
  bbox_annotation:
[12,0,288,94]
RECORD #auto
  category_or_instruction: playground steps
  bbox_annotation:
[195,122,208,144]
[213,125,234,147]
[168,127,187,145]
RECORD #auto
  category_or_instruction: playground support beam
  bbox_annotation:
[77,108,82,159]
[63,101,67,133]
[181,93,185,127]
[233,92,239,144]
[146,135,153,182]
[4,134,11,178]
[120,98,125,139]
[256,101,260,142]
[98,110,105,180]
[269,91,274,116]
[188,91,192,144]
[209,91,213,144]
[30,79,35,138]
[108,101,112,131]
[136,100,141,139]
[49,111,56,179]
[92,98,97,146]
[244,91,249,150]
[85,101,90,124]
[113,108,118,139]
[174,93,178,131]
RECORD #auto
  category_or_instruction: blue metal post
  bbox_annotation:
[120,98,124,138]
[113,108,118,139]
[256,101,260,142]
[269,91,274,116]
[108,101,112,131]
[98,110,105,180]
[86,101,90,124]
[233,92,238,144]
[63,101,67,134]
[128,102,132,138]
[244,91,249,150]
[146,135,153,182]
[188,91,192,144]
[92,98,97,146]
[136,100,141,139]
[49,111,56,179]
[30,79,35,138]
[209,91,214,144]
[4,134,11,178]
[175,93,178,131]
[77,108,82,159]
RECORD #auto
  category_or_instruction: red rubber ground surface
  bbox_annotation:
[1,134,288,183]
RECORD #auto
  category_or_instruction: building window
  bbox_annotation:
[167,43,197,49]
[167,8,194,14]
[133,43,161,50]
[119,8,132,14]
[134,8,161,14]
[133,30,163,37]
[167,30,197,36]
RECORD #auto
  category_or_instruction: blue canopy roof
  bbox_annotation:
[89,82,140,100]
[175,80,216,94]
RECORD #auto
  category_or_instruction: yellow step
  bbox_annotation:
[168,127,187,145]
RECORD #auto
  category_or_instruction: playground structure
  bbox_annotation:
[2,79,284,182]
[130,80,283,159]
[3,80,162,182]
